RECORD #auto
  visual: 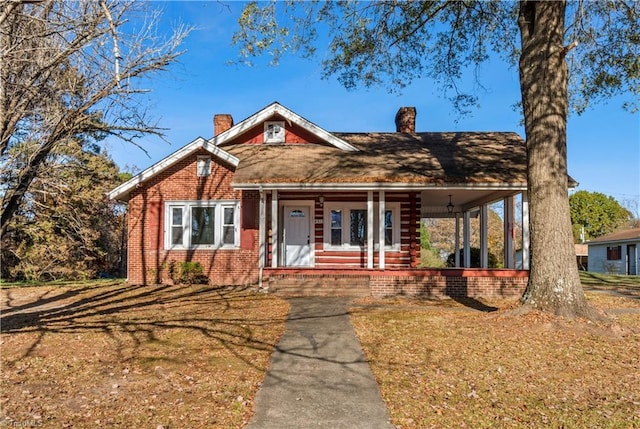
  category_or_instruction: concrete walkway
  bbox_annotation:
[245,297,395,429]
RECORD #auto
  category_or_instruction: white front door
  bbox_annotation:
[284,205,312,266]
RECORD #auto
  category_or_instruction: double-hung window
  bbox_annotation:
[165,201,239,249]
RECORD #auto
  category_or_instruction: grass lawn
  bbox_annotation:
[1,281,289,428]
[1,274,638,428]
[351,275,640,429]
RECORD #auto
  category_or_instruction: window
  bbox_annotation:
[384,210,393,246]
[350,209,367,246]
[325,203,399,250]
[165,201,239,249]
[264,121,285,143]
[330,209,342,246]
[607,246,621,260]
[170,207,184,246]
[191,207,214,245]
[197,156,211,177]
[222,206,236,245]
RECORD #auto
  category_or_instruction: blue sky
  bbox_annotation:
[106,1,640,205]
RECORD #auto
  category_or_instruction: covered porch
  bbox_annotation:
[253,186,531,299]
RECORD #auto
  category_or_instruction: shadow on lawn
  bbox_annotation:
[0,283,285,368]
[449,296,499,312]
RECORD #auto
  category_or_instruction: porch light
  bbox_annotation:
[319,196,325,206]
[447,195,454,213]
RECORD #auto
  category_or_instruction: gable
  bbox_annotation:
[108,137,239,201]
[211,102,358,151]
[219,113,333,146]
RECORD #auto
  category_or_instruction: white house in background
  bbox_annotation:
[587,228,640,275]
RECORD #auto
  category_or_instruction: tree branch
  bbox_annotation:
[100,0,122,85]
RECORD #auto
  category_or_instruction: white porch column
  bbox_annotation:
[463,210,471,268]
[522,191,530,270]
[258,190,266,289]
[454,212,461,267]
[271,190,278,268]
[504,196,515,269]
[480,204,489,268]
[259,190,266,269]
[378,191,385,269]
[367,191,374,269]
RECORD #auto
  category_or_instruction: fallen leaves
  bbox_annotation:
[1,284,289,428]
[352,295,640,428]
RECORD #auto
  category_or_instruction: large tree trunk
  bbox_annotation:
[517,0,601,320]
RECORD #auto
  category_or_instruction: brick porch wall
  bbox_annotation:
[265,268,528,300]
[369,271,528,299]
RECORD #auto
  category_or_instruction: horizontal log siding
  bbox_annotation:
[307,192,421,269]
[267,191,420,269]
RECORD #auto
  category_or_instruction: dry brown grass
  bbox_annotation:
[351,291,640,429]
[1,282,289,428]
[3,277,639,429]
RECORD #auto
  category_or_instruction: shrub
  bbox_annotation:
[169,261,209,285]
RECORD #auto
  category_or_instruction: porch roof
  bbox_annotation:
[229,131,531,189]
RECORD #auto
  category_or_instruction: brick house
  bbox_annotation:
[109,102,532,298]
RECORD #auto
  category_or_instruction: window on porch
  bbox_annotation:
[350,209,367,246]
[325,203,398,250]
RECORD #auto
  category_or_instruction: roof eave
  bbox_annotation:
[108,137,239,202]
[232,182,528,191]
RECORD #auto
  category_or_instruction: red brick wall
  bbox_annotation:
[369,269,528,299]
[126,149,260,285]
[223,114,320,145]
[264,268,528,300]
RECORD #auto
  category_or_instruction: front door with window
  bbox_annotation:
[284,206,312,266]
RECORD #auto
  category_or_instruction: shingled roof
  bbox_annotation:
[229,131,528,187]
[587,228,640,244]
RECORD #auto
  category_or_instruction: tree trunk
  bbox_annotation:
[517,0,601,320]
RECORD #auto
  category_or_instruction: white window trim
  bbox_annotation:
[323,202,400,251]
[164,200,240,250]
[264,121,285,143]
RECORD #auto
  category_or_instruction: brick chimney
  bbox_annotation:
[214,114,234,136]
[395,107,416,133]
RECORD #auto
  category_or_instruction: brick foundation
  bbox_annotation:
[265,268,528,300]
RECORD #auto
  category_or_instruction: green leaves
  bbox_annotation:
[2,144,128,281]
[569,190,632,242]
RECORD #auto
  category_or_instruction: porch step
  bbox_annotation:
[268,275,371,297]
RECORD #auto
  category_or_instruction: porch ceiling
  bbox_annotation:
[420,189,522,216]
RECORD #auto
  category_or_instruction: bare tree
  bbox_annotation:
[0,0,190,236]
